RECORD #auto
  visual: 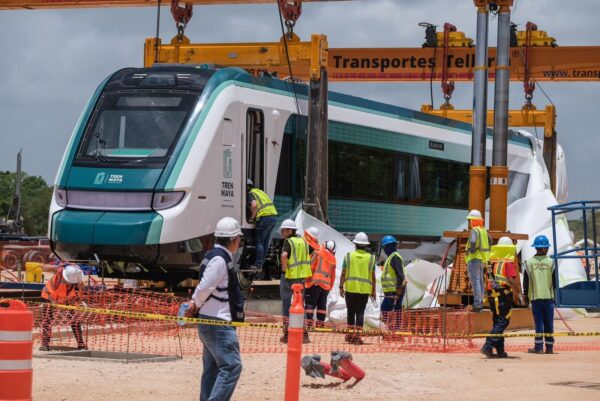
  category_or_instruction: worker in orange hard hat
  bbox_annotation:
[39,264,87,351]
[304,240,337,328]
[465,209,491,312]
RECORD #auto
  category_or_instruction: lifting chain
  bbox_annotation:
[523,21,537,105]
[278,0,302,38]
[441,23,456,107]
[171,0,193,42]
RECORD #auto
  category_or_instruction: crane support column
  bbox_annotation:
[490,0,513,232]
[303,36,329,222]
[469,0,489,220]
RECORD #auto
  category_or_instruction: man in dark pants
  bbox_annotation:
[379,235,406,340]
[246,179,277,271]
[339,232,376,345]
[480,236,522,358]
[304,240,337,328]
[523,235,556,354]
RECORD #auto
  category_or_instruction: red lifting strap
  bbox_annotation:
[171,0,193,27]
[278,0,302,24]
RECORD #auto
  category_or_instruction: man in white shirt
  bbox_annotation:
[187,217,244,401]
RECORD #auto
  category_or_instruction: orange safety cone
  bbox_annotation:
[0,299,34,401]
[284,283,304,401]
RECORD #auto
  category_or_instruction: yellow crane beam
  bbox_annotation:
[0,0,348,10]
[145,37,600,82]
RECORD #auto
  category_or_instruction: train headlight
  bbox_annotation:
[152,191,185,210]
[55,188,67,207]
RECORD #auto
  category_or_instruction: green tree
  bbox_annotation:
[0,171,53,236]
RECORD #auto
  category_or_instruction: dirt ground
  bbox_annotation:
[33,317,600,401]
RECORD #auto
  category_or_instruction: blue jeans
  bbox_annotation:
[381,291,404,331]
[531,299,554,351]
[254,216,276,267]
[467,260,485,309]
[197,318,242,401]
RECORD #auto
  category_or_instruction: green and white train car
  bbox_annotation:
[49,65,534,282]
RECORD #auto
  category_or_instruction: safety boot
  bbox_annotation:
[480,346,494,358]
[545,346,554,354]
[527,348,544,354]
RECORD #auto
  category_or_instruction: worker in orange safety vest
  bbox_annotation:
[39,264,87,351]
[304,240,337,327]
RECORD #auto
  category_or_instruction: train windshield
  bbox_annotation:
[76,90,198,165]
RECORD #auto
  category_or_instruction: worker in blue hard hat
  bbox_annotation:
[523,234,556,354]
[379,235,406,340]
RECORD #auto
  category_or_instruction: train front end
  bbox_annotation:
[49,66,220,282]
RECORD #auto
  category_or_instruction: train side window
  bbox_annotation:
[246,109,265,189]
[222,118,233,146]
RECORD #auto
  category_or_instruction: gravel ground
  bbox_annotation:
[33,317,600,401]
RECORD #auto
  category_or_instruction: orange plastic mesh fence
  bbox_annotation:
[27,288,600,356]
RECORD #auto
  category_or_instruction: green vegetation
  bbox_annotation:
[568,211,600,244]
[0,171,53,236]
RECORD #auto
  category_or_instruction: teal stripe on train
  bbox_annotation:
[52,210,164,245]
[274,195,465,237]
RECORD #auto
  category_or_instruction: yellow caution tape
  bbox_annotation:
[44,303,600,338]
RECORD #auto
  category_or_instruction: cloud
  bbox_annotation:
[0,0,598,201]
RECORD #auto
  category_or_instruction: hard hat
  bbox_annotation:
[467,209,483,220]
[246,178,254,187]
[214,217,243,238]
[498,236,513,246]
[532,235,550,249]
[352,232,370,245]
[381,235,397,247]
[62,264,84,284]
[306,226,320,239]
[280,219,297,231]
[325,240,336,253]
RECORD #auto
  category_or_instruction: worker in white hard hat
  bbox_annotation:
[39,264,86,351]
[465,209,491,312]
[279,218,312,343]
[339,232,376,345]
[246,178,278,272]
[187,216,244,401]
[304,226,320,252]
[480,236,521,358]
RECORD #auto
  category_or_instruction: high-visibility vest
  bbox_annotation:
[525,256,555,301]
[304,232,320,251]
[305,247,336,291]
[285,237,312,280]
[249,188,277,219]
[344,250,375,295]
[381,251,404,293]
[486,244,516,291]
[41,268,77,303]
[465,226,490,264]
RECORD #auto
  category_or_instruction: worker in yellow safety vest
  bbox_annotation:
[279,219,312,343]
[480,236,522,359]
[523,235,556,354]
[339,232,376,345]
[465,209,491,312]
[304,240,337,328]
[247,179,278,272]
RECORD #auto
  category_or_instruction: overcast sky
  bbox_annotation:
[0,0,598,201]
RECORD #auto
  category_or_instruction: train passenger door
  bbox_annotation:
[245,109,265,225]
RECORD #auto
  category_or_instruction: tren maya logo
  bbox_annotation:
[94,172,123,184]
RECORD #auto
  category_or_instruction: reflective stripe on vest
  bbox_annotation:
[526,256,554,301]
[344,250,375,294]
[286,237,312,280]
[306,248,336,290]
[382,252,404,293]
[249,188,277,219]
[41,269,77,303]
[487,261,510,290]
[465,226,490,264]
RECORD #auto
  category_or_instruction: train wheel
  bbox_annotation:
[237,270,254,291]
